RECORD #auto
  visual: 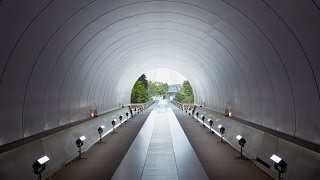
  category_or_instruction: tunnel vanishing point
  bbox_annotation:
[0,0,319,180]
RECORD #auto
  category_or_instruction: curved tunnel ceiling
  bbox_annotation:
[0,0,320,147]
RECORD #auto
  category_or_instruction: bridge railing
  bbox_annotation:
[129,100,156,110]
[170,100,195,110]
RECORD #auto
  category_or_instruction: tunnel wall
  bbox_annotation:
[0,107,130,180]
[0,0,319,170]
[194,107,320,180]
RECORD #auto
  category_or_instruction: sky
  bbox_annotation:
[145,68,187,85]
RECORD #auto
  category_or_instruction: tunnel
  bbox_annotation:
[0,0,319,180]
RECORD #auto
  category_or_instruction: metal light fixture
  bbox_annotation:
[224,108,231,117]
[207,119,214,134]
[90,102,98,118]
[125,112,129,123]
[201,115,205,127]
[130,109,133,116]
[75,136,87,161]
[119,115,123,125]
[271,155,287,180]
[217,125,226,143]
[235,135,247,160]
[195,111,199,122]
[32,156,49,180]
[97,125,106,143]
[111,119,118,134]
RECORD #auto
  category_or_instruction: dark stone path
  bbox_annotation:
[52,109,152,180]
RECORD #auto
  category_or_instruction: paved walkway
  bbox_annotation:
[52,101,271,180]
[52,108,153,180]
[173,108,272,180]
[112,100,208,180]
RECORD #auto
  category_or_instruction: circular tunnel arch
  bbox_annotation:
[0,0,319,147]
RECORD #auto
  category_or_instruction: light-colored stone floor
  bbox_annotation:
[112,100,209,180]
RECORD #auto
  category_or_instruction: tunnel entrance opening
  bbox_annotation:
[130,68,194,106]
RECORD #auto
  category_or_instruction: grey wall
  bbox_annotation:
[0,0,319,172]
[0,107,131,180]
[194,107,320,180]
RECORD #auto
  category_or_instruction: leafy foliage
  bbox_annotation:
[174,80,194,103]
[138,74,148,89]
[131,74,192,104]
[148,81,169,97]
[131,76,150,103]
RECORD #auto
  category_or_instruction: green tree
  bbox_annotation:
[138,74,148,89]
[155,82,168,96]
[174,90,186,103]
[174,80,194,103]
[147,80,157,96]
[147,81,169,97]
[131,77,150,103]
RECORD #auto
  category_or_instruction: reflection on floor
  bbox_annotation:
[112,100,209,180]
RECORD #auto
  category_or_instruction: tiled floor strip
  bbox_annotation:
[112,101,208,180]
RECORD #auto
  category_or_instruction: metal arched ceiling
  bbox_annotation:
[0,0,319,147]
